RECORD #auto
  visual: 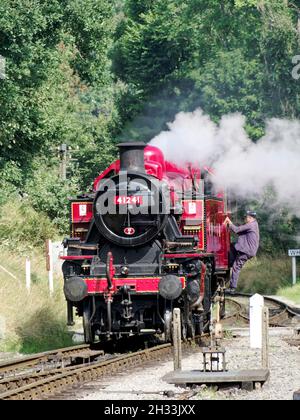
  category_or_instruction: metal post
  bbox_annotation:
[292,256,297,286]
[173,308,182,371]
[261,307,269,369]
[25,257,31,292]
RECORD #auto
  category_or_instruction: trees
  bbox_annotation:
[113,0,300,140]
[0,1,119,230]
[0,0,299,239]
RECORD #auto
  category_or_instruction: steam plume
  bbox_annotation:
[150,109,300,217]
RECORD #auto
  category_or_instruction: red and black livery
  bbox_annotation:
[62,142,230,343]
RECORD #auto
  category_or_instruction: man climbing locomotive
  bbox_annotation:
[224,212,260,294]
[62,142,231,343]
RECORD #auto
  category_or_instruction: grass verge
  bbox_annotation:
[277,282,300,305]
[0,248,73,354]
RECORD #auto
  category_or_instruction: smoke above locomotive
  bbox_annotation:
[151,108,300,218]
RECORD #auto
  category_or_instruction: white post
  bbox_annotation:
[292,257,297,286]
[47,239,54,296]
[250,294,264,349]
[25,257,31,292]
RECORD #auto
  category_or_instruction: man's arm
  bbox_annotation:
[229,223,251,234]
[223,217,251,234]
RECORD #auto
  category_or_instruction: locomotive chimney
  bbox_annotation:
[118,142,146,173]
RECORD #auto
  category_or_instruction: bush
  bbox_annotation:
[0,199,58,250]
[238,256,291,295]
[24,164,79,233]
[16,306,73,354]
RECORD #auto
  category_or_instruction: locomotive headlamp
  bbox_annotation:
[159,275,183,300]
[64,277,87,302]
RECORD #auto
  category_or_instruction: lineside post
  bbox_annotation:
[46,239,54,296]
[261,306,269,369]
[250,294,264,349]
[288,250,300,286]
[172,308,182,371]
[292,256,297,286]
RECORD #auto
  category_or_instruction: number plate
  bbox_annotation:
[114,196,143,205]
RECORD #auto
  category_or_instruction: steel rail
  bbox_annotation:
[225,292,300,327]
[0,338,204,400]
[234,292,300,317]
[0,344,97,379]
[0,343,172,400]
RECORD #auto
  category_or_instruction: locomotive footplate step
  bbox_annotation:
[163,369,270,390]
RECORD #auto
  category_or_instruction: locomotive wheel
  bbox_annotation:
[83,299,95,344]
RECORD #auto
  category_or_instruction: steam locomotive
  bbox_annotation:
[62,142,231,343]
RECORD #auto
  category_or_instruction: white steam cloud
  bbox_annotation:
[150,109,300,217]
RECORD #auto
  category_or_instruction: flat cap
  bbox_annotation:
[246,211,257,219]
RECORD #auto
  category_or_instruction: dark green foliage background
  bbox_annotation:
[0,0,299,254]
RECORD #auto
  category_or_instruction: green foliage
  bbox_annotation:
[16,306,73,353]
[112,1,195,94]
[277,283,300,305]
[24,163,78,232]
[238,256,290,295]
[0,0,120,232]
[0,0,299,255]
[0,246,73,353]
[63,0,114,85]
[0,0,117,171]
[113,0,300,138]
[0,199,58,250]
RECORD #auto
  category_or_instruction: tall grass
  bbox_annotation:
[277,282,300,305]
[0,200,73,354]
[0,249,73,353]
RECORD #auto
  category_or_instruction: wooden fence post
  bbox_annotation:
[173,308,182,371]
[261,307,269,369]
[46,239,54,296]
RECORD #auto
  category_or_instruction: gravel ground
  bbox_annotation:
[77,329,300,401]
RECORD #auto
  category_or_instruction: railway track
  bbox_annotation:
[0,344,103,380]
[0,338,202,400]
[1,293,298,400]
[223,292,300,327]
